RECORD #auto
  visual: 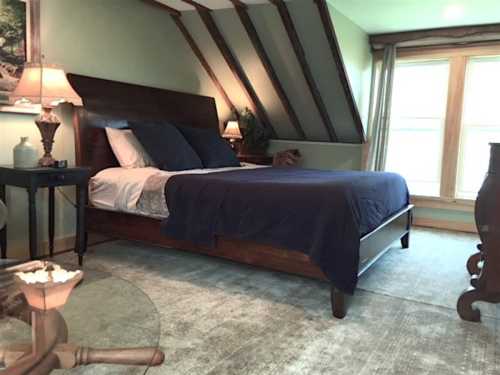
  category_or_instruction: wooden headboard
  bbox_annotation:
[68,74,220,176]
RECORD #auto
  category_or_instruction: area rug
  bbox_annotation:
[2,228,499,374]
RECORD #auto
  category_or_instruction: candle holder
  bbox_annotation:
[14,262,83,311]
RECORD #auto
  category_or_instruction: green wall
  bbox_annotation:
[328,5,373,127]
[269,140,362,170]
[0,0,205,258]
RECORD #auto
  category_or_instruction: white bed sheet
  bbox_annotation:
[89,163,262,217]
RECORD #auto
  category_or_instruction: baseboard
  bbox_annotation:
[414,217,478,234]
[6,233,113,260]
[41,236,76,255]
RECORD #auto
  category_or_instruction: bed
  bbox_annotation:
[69,74,413,319]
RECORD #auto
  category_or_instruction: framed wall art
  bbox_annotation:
[0,0,40,113]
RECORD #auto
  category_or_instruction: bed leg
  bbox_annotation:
[330,287,347,319]
[401,232,410,249]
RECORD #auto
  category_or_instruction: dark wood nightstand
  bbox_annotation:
[0,166,91,265]
[238,154,274,165]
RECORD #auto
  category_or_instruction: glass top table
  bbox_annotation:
[0,260,163,374]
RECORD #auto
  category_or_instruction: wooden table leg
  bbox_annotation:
[28,187,38,260]
[48,187,55,258]
[75,185,86,266]
[0,184,6,259]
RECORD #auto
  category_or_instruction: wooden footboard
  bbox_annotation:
[84,205,413,319]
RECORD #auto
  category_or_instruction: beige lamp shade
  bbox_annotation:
[10,63,82,108]
[222,121,243,140]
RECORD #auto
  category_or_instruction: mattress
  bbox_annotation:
[89,164,263,218]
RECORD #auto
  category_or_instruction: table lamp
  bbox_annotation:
[222,121,243,150]
[10,63,82,167]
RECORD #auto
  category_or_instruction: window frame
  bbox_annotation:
[378,42,500,208]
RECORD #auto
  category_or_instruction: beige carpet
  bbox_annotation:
[3,228,499,374]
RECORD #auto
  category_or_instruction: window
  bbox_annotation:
[384,45,500,202]
[456,57,500,199]
[386,60,450,196]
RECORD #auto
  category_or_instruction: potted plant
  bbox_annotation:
[238,107,270,155]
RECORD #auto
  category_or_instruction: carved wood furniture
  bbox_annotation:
[67,73,413,319]
[0,166,90,263]
[0,261,165,374]
[458,143,500,321]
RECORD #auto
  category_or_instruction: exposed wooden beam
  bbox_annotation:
[172,16,239,117]
[370,23,500,48]
[269,0,338,142]
[313,0,365,143]
[182,0,277,137]
[229,0,306,140]
[142,0,238,118]
[142,0,181,16]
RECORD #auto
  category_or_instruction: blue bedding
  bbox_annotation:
[161,167,409,294]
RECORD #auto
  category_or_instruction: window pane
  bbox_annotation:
[385,60,450,197]
[457,56,500,199]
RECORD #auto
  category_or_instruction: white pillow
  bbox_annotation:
[105,127,154,169]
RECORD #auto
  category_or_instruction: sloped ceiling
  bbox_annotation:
[151,0,365,143]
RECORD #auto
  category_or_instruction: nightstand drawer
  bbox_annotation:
[35,171,88,187]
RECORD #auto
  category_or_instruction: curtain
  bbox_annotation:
[366,45,397,171]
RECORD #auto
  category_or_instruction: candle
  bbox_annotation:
[16,263,81,285]
[14,262,83,311]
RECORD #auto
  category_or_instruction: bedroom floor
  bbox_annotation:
[54,228,498,374]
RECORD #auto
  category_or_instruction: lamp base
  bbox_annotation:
[35,108,61,168]
[38,154,57,168]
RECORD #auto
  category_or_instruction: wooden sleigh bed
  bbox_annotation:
[69,74,413,319]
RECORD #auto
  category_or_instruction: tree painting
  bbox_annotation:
[0,0,26,105]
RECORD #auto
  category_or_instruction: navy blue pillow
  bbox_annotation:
[176,125,241,168]
[129,121,203,171]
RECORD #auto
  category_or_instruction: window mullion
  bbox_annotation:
[440,56,467,199]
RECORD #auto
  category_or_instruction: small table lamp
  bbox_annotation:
[222,121,243,150]
[10,63,82,167]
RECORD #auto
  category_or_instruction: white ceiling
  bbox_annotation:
[328,0,500,34]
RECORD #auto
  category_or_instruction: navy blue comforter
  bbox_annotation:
[162,167,409,294]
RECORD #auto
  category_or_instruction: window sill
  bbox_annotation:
[410,195,475,212]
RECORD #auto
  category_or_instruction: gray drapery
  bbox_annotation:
[367,45,397,171]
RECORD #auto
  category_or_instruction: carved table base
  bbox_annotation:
[466,245,483,276]
[457,243,500,322]
[1,263,165,374]
[0,308,164,374]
